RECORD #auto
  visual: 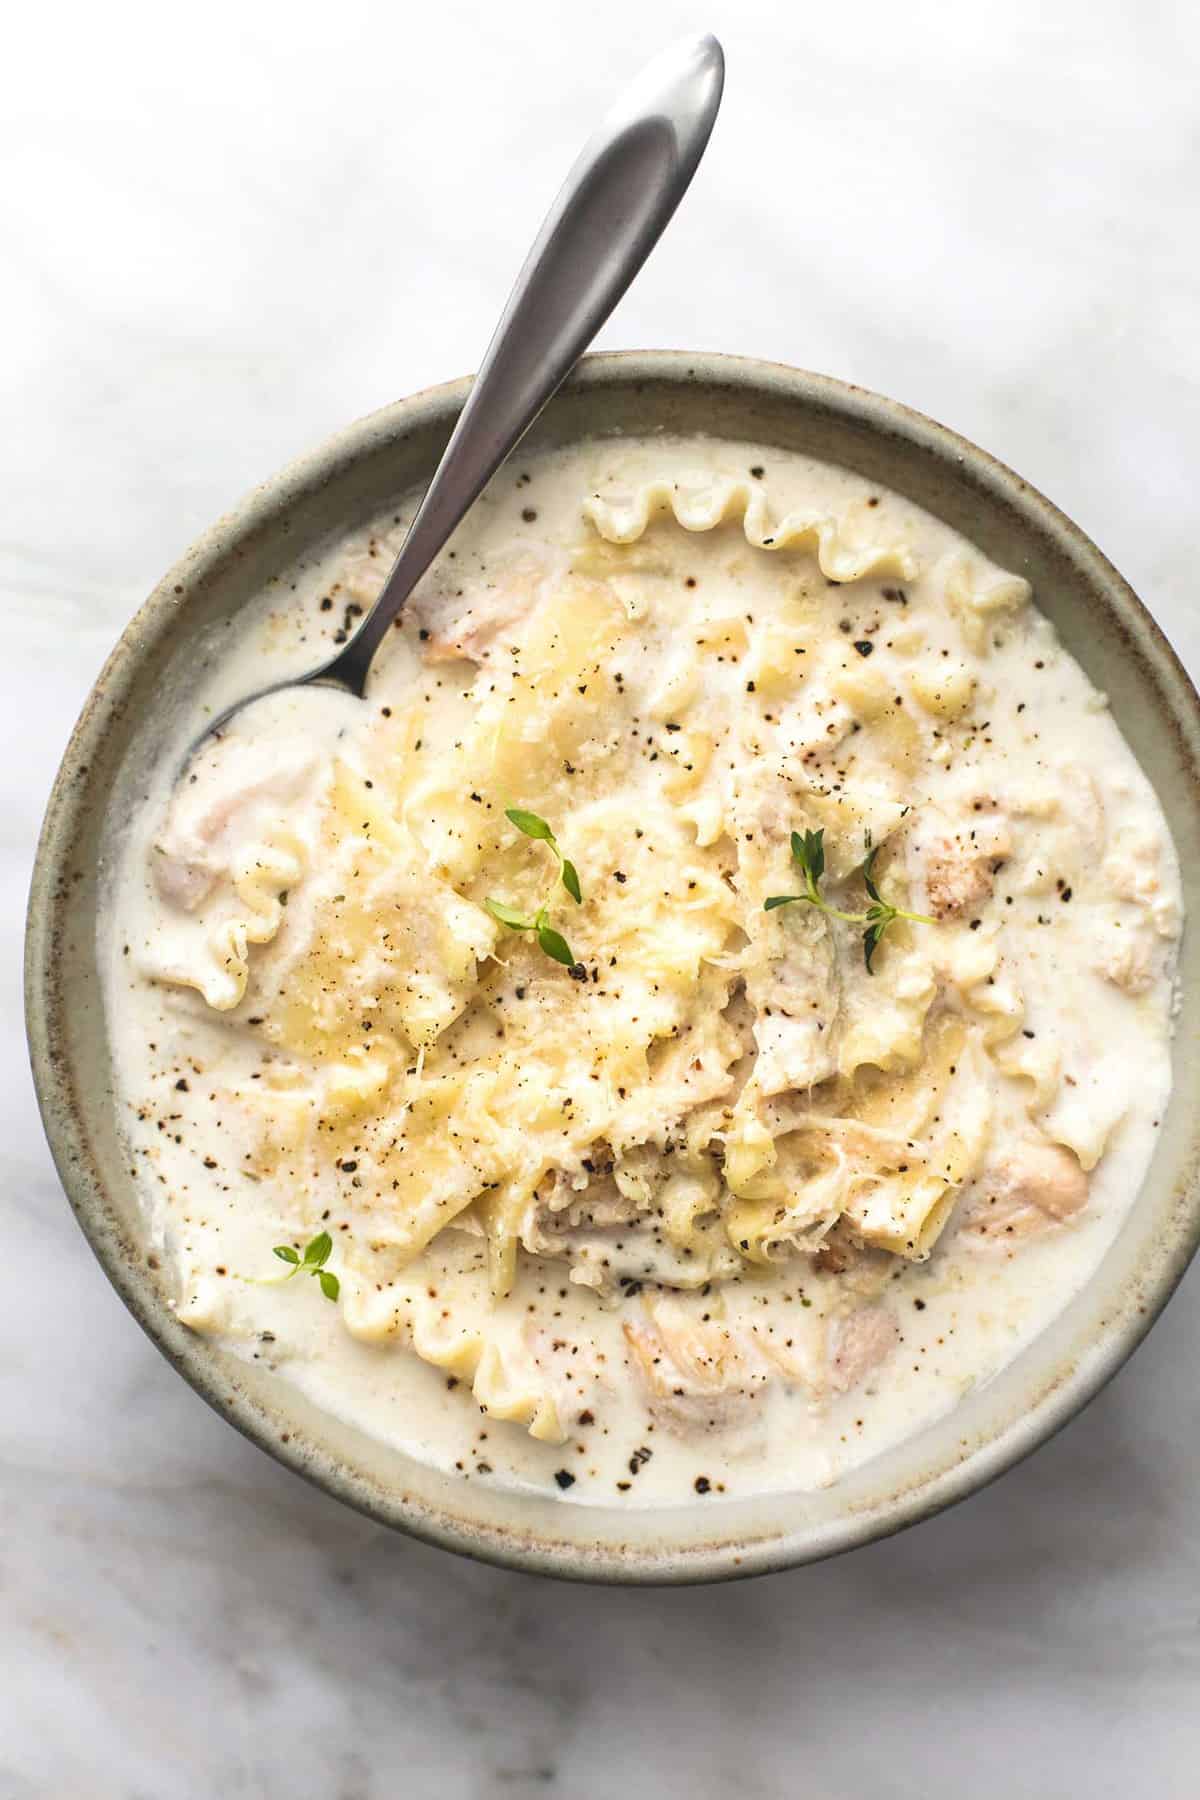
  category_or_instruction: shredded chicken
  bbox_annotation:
[812,1220,894,1298]
[747,912,839,1097]
[527,1159,737,1298]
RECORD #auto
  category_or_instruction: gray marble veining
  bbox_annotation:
[4,0,1199,1793]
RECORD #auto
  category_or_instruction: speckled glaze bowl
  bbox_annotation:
[25,352,1200,1583]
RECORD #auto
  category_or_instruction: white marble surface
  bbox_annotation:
[5,1,1200,1793]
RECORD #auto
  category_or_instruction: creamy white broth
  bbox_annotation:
[99,435,1181,1506]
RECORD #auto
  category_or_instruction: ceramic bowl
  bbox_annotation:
[25,352,1200,1583]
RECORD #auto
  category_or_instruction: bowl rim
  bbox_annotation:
[25,348,1200,1584]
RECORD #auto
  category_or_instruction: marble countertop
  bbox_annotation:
[5,2,1200,1794]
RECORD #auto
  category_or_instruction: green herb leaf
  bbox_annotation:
[484,897,534,930]
[537,922,575,966]
[791,827,825,886]
[490,806,583,965]
[862,832,883,904]
[863,918,888,972]
[304,1231,332,1268]
[768,822,934,974]
[258,1235,339,1298]
[506,807,556,844]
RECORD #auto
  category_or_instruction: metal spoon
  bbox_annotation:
[195,31,724,749]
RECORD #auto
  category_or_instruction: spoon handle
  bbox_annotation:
[331,32,724,692]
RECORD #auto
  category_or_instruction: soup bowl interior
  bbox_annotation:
[25,352,1200,1583]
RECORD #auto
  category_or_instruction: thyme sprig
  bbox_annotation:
[485,808,582,967]
[764,828,933,972]
[270,1230,340,1301]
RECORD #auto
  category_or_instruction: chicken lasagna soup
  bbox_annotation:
[102,436,1182,1503]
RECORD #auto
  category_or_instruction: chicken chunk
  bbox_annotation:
[155,848,218,912]
[153,737,321,912]
[1105,828,1182,940]
[1061,766,1107,860]
[922,822,1011,920]
[623,1301,768,1434]
[903,800,1012,923]
[410,551,553,665]
[1093,923,1157,996]
[959,1138,1089,1245]
[924,840,994,919]
[827,1305,899,1394]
